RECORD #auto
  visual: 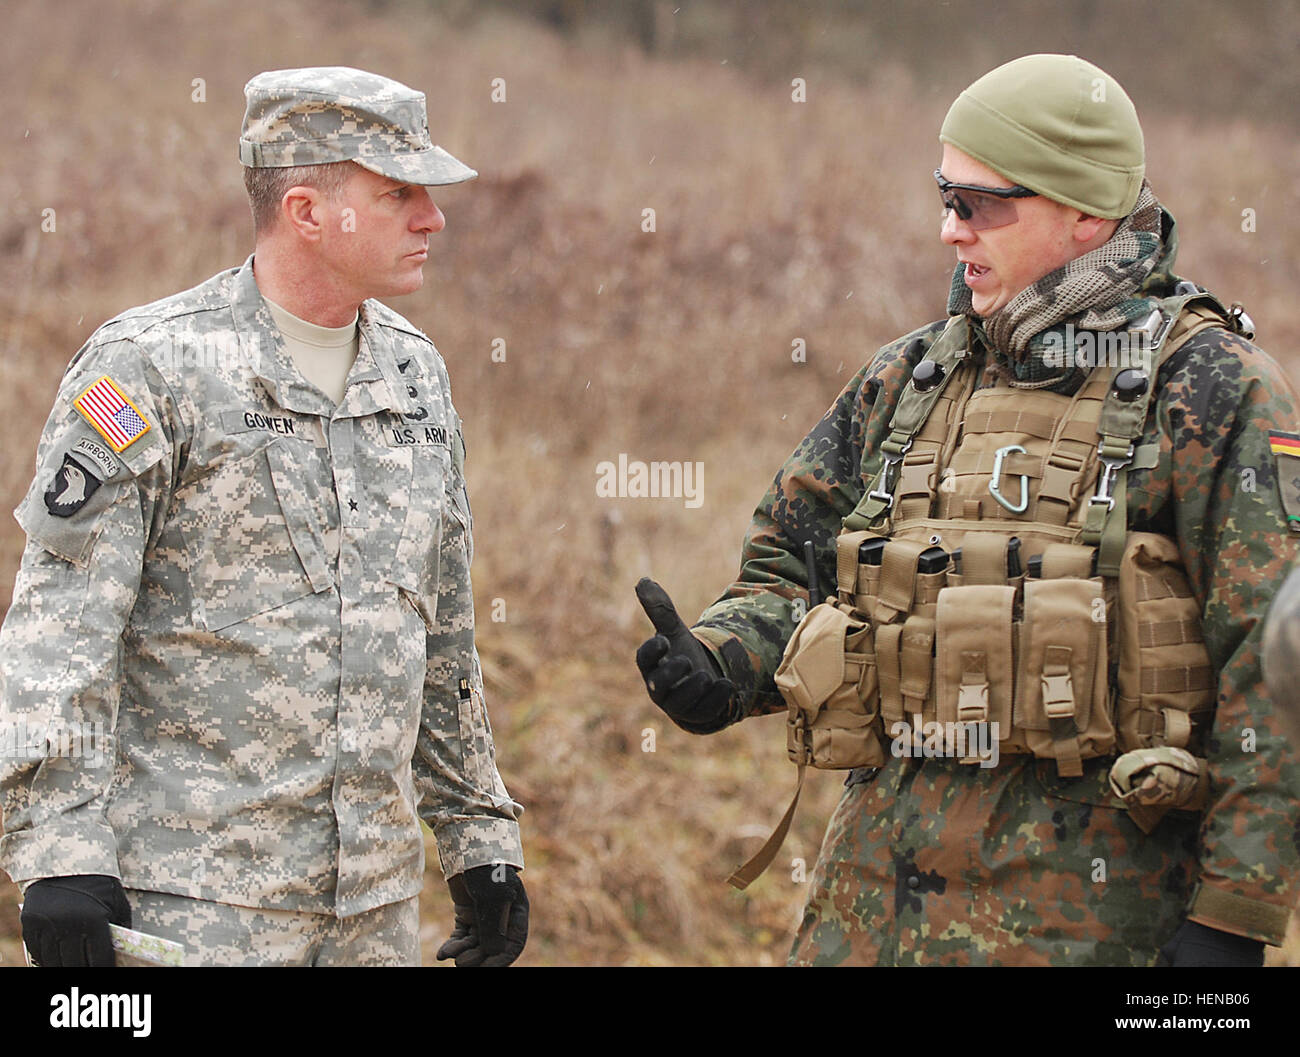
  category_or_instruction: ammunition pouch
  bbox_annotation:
[776,527,1212,776]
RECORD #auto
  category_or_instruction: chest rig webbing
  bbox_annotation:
[727,290,1247,889]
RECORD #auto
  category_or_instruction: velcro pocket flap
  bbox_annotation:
[1016,578,1105,733]
[265,441,333,594]
[936,585,1015,729]
[775,601,867,717]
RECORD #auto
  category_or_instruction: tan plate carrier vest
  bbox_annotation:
[728,290,1251,889]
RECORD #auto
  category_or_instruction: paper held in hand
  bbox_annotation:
[18,904,187,967]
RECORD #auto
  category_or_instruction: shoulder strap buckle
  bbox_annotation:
[1090,441,1135,512]
[1137,308,1175,353]
[866,437,913,509]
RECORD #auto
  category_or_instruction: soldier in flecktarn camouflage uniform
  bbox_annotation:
[1,68,526,966]
[636,55,1300,965]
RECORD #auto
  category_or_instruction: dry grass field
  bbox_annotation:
[0,0,1297,966]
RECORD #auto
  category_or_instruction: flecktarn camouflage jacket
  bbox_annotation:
[693,224,1300,965]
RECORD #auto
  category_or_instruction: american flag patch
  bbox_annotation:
[74,376,151,452]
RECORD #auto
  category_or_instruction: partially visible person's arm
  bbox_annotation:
[0,337,178,964]
[690,323,944,718]
[1147,329,1300,948]
[411,422,524,876]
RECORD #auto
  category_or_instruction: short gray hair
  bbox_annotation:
[242,161,357,234]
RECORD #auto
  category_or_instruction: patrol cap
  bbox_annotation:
[239,66,477,185]
[940,54,1144,219]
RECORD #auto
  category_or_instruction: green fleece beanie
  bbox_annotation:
[940,54,1145,219]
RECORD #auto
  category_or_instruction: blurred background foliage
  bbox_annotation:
[0,0,1296,965]
[428,0,1300,124]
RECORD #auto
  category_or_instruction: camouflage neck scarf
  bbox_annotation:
[947,182,1164,388]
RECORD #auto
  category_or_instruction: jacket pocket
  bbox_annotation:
[456,677,498,792]
[183,440,333,632]
[384,445,448,629]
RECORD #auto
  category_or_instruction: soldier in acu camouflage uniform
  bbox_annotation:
[637,54,1300,966]
[1,67,527,967]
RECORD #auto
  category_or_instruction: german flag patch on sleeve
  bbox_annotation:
[74,376,151,452]
[1268,430,1300,533]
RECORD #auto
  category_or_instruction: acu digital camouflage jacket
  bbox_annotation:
[0,257,523,917]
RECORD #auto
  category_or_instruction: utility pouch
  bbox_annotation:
[1108,746,1209,833]
[935,585,1015,733]
[733,597,883,891]
[776,600,885,770]
[1015,577,1112,775]
[1115,533,1214,752]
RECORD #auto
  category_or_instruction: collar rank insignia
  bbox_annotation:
[44,454,102,517]
[74,375,151,452]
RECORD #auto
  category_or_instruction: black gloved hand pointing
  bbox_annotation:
[635,577,737,734]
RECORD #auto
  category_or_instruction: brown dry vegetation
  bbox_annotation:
[0,0,1298,966]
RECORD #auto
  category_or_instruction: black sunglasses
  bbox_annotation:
[935,169,1039,230]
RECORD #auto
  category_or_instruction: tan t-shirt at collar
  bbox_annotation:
[263,296,360,407]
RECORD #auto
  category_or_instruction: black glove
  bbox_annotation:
[435,864,528,967]
[635,578,737,734]
[21,874,132,968]
[1158,920,1265,967]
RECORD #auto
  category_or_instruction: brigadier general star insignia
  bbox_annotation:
[44,454,102,517]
